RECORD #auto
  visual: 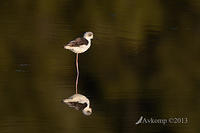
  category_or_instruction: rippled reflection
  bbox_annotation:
[62,94,92,116]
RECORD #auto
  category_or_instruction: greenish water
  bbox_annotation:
[0,0,200,133]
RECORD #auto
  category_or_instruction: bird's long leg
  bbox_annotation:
[75,53,79,94]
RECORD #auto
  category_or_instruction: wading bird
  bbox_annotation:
[64,32,93,94]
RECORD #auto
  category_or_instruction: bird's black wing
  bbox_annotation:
[67,37,88,47]
[67,102,87,110]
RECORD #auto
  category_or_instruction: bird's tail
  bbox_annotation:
[62,98,75,107]
[64,45,72,50]
[62,98,72,103]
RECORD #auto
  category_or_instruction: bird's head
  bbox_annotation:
[84,32,93,40]
[82,106,92,116]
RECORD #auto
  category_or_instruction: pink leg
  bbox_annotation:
[75,53,79,94]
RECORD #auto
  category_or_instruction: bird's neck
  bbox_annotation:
[85,37,91,42]
[82,105,90,113]
[85,38,91,46]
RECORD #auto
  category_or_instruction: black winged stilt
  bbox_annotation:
[64,32,93,94]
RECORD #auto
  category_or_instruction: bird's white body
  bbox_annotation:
[63,94,92,116]
[64,32,93,54]
[63,94,90,105]
[64,40,91,53]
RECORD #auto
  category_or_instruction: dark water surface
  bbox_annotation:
[0,0,200,133]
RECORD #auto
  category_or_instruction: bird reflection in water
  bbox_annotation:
[62,94,92,116]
